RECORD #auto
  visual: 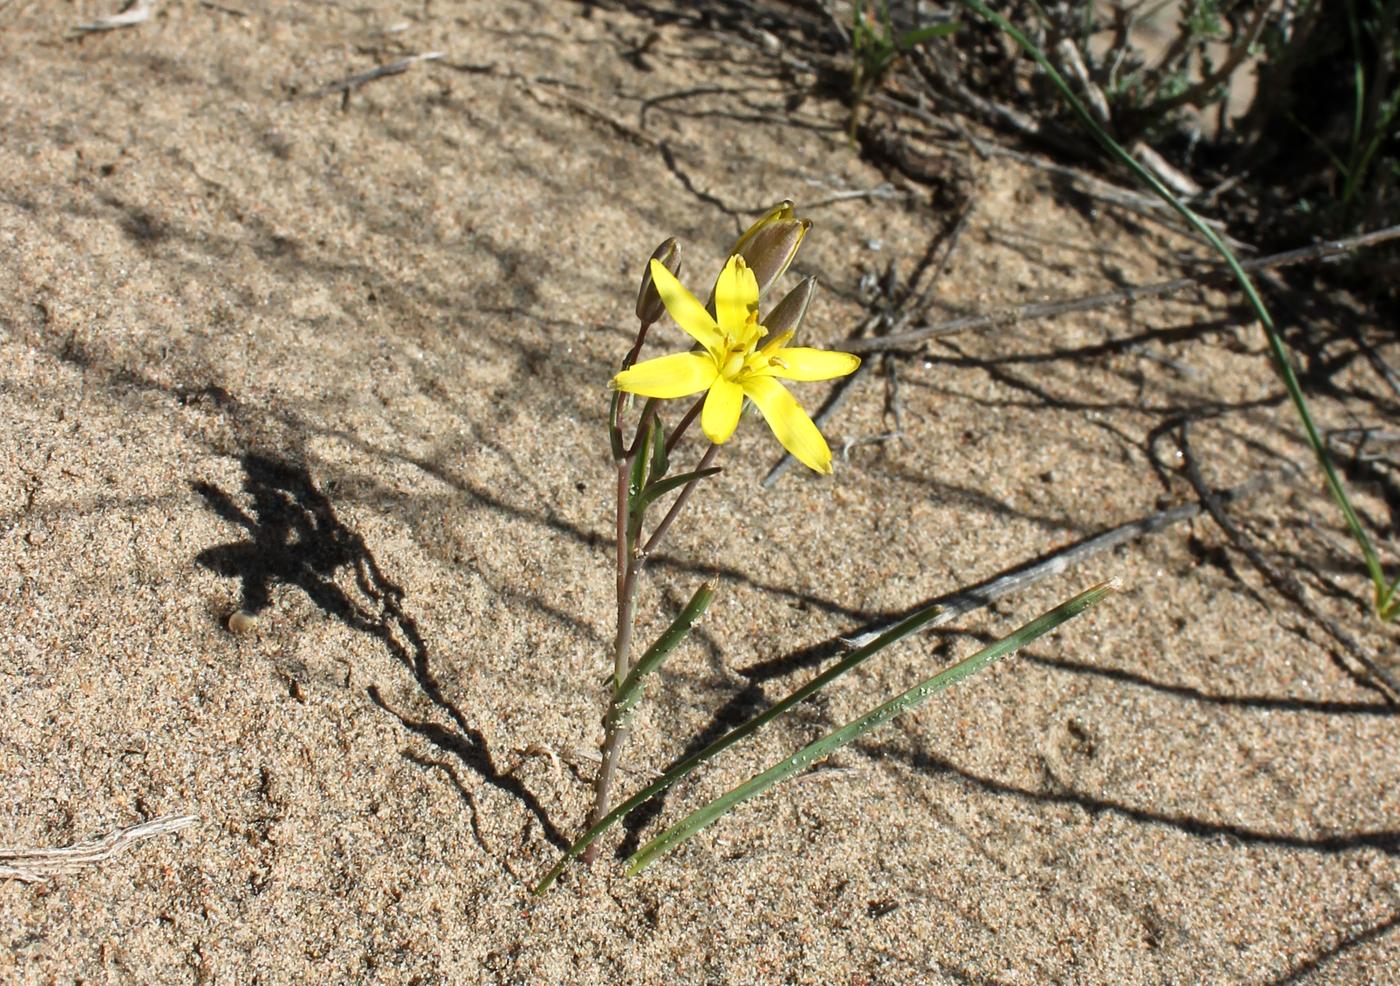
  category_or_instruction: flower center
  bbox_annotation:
[721,347,746,380]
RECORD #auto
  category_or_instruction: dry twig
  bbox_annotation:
[1,813,197,884]
[312,52,443,100]
[72,0,150,33]
[198,0,247,16]
[841,467,1291,650]
[848,224,1400,354]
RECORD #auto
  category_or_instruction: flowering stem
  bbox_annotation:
[642,443,721,559]
[585,554,637,861]
[585,406,719,863]
[586,334,668,861]
[588,455,644,860]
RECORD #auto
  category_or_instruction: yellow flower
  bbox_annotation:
[611,254,860,474]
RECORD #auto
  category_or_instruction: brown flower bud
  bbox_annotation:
[762,276,818,336]
[635,237,681,325]
[724,201,810,299]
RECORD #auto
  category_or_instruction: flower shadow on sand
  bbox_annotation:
[192,453,567,850]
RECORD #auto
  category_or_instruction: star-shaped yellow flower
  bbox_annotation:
[611,255,860,474]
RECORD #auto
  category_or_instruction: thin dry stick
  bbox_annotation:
[762,204,975,487]
[198,0,247,16]
[1,814,197,884]
[842,468,1289,650]
[849,223,1400,354]
[803,184,909,209]
[312,52,443,99]
[72,0,150,33]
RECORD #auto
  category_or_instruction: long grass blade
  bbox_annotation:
[531,598,947,893]
[625,581,1114,875]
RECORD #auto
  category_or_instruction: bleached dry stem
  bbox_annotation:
[73,0,151,33]
[0,813,197,884]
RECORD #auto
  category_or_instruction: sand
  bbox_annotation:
[2,2,1398,983]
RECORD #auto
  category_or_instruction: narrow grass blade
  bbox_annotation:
[650,414,669,480]
[531,598,946,894]
[611,580,717,722]
[958,0,1393,617]
[898,22,960,50]
[625,581,1114,875]
[608,391,624,461]
[636,467,723,514]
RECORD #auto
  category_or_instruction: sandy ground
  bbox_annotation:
[2,2,1398,983]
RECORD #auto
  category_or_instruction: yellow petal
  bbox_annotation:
[742,375,832,474]
[756,330,795,360]
[701,376,744,444]
[650,258,723,353]
[766,347,860,382]
[613,352,717,399]
[714,255,760,336]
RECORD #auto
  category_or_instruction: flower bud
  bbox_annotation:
[635,238,680,325]
[724,201,810,298]
[762,276,818,336]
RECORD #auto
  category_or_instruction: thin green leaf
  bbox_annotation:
[897,21,960,50]
[625,581,1114,875]
[635,467,722,515]
[531,598,946,894]
[610,580,717,724]
[629,417,653,497]
[650,414,669,481]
